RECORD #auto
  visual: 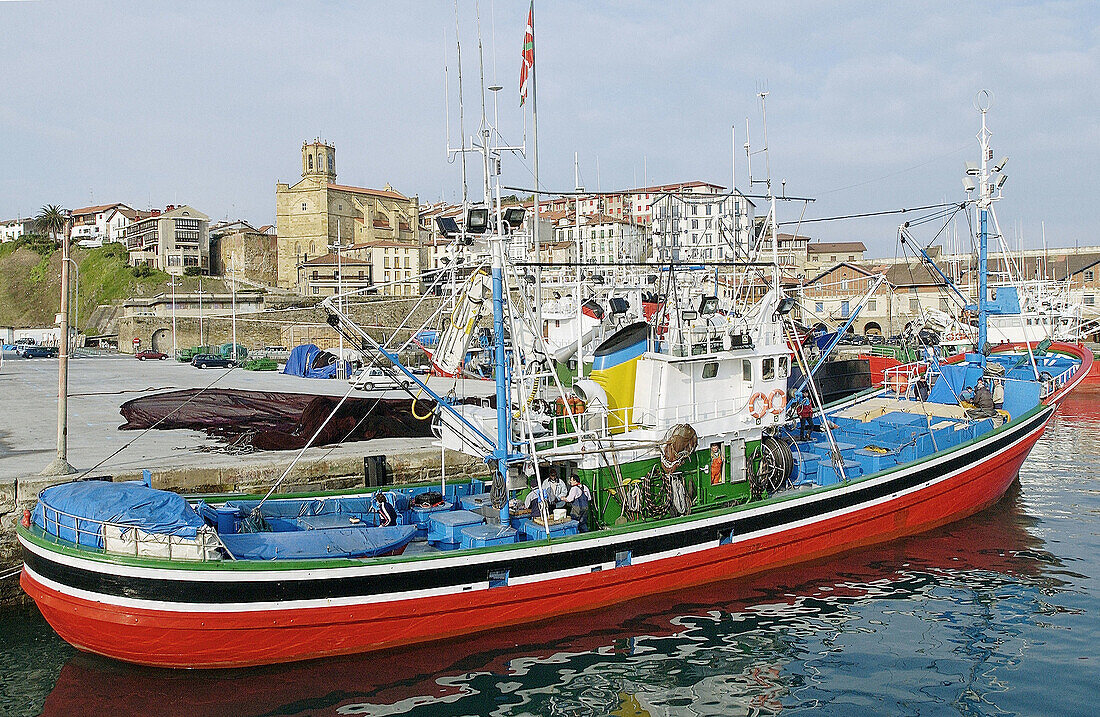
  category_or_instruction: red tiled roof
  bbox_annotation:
[807,241,867,253]
[328,183,408,200]
[71,202,129,216]
[301,252,371,266]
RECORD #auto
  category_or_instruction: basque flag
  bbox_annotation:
[520,2,534,106]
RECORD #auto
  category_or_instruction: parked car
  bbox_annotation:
[135,350,168,361]
[22,345,59,358]
[348,366,410,391]
[191,354,235,369]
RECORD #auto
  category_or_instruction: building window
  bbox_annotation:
[1086,270,1094,282]
[1086,295,1095,306]
[815,301,823,313]
[312,287,318,295]
[830,255,836,262]
[867,299,877,312]
[301,203,307,211]
[940,298,950,311]
[910,298,920,313]
[848,255,855,261]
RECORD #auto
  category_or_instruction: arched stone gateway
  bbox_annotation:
[864,321,882,335]
[151,327,172,353]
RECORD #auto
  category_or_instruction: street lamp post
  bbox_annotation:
[63,257,79,356]
[43,223,75,476]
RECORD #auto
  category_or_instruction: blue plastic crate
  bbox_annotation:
[408,502,453,538]
[817,458,863,486]
[853,448,898,475]
[427,509,483,544]
[520,518,578,541]
[459,493,494,512]
[792,454,820,486]
[460,524,518,549]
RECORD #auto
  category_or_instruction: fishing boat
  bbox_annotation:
[17,97,1091,669]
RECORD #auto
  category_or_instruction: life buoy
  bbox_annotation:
[749,392,770,419]
[769,388,787,415]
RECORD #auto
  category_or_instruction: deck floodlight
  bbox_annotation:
[466,207,489,234]
[698,295,719,316]
[502,207,526,230]
[775,296,797,315]
[994,155,1009,172]
[996,173,1008,189]
[962,177,977,192]
[435,216,460,237]
[965,161,979,176]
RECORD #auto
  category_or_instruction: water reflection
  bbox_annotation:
[34,481,1066,717]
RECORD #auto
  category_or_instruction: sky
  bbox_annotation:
[1,0,1097,258]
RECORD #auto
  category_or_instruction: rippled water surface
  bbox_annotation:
[3,385,1098,717]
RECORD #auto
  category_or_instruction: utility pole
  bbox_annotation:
[230,254,238,360]
[169,276,178,358]
[42,220,76,475]
[198,273,204,346]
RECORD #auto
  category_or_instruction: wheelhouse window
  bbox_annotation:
[762,358,775,380]
[742,359,752,382]
[702,362,719,379]
[778,356,789,378]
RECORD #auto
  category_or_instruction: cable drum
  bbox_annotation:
[750,436,795,500]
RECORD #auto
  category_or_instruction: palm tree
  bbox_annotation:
[35,203,69,247]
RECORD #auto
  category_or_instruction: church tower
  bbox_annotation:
[301,139,336,182]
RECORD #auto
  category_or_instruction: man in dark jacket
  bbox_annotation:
[969,378,997,419]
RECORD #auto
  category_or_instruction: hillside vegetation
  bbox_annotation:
[0,241,230,331]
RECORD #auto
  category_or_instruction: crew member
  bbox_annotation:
[967,378,997,419]
[565,475,592,532]
[374,491,398,527]
[797,394,815,441]
[991,379,1005,410]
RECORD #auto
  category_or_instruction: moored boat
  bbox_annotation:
[18,95,1092,669]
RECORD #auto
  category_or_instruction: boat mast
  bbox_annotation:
[976,91,992,354]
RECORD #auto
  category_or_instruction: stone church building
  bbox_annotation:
[274,140,420,290]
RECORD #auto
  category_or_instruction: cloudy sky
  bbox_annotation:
[1,1,1096,257]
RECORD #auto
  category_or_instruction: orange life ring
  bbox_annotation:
[888,373,909,395]
[749,392,770,419]
[769,388,787,415]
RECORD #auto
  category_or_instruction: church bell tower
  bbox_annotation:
[302,139,336,182]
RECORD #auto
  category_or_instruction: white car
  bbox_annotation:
[348,366,411,392]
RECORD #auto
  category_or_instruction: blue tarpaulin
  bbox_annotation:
[219,525,416,560]
[33,481,204,548]
[281,343,347,379]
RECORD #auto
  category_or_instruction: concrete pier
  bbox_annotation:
[0,351,490,603]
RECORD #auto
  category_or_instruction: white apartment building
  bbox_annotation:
[553,214,648,264]
[0,218,35,243]
[650,190,755,263]
[125,205,211,275]
[70,203,141,247]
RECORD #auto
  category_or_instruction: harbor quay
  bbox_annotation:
[0,351,489,602]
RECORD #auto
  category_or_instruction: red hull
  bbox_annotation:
[22,413,1044,668]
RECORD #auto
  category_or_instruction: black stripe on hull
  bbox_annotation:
[23,407,1052,605]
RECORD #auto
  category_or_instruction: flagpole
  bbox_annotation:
[528,2,542,338]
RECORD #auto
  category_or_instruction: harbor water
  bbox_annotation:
[2,385,1097,717]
